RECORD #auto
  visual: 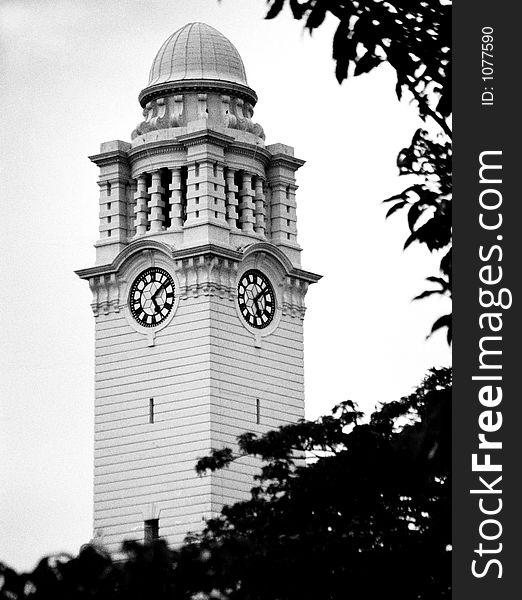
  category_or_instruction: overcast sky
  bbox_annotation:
[0,0,450,571]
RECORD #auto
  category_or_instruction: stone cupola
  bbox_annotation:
[133,22,264,140]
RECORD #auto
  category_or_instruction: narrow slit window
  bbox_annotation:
[195,162,200,177]
[107,230,112,237]
[107,181,112,196]
[107,216,112,224]
[107,202,112,210]
[256,398,261,424]
[149,398,154,423]
[286,185,290,199]
[144,518,159,544]
[213,163,218,177]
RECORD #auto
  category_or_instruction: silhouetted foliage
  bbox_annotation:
[1,369,450,599]
[191,367,451,599]
[262,0,452,341]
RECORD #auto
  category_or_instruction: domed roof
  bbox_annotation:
[147,22,248,88]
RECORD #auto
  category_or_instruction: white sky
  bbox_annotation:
[0,0,450,572]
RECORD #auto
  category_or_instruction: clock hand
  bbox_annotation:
[152,283,166,300]
[151,283,166,311]
[254,288,267,302]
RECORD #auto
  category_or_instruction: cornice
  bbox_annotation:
[176,129,235,148]
[172,243,242,262]
[227,141,271,167]
[241,242,321,283]
[139,79,258,107]
[75,242,242,280]
[75,240,175,280]
[267,153,306,171]
[128,139,185,162]
[77,240,321,286]
[289,267,322,284]
[89,149,130,168]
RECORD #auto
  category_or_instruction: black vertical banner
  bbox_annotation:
[453,1,521,598]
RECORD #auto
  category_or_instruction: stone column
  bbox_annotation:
[253,177,266,237]
[211,162,227,224]
[148,171,165,232]
[185,162,201,224]
[126,180,137,239]
[134,174,149,236]
[168,167,184,230]
[238,172,255,233]
[225,168,239,229]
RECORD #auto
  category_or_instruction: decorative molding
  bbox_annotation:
[227,142,271,167]
[177,129,235,148]
[89,149,130,168]
[88,272,120,317]
[128,140,185,161]
[281,276,309,320]
[138,79,258,108]
[267,153,306,171]
[227,97,265,140]
[174,254,239,300]
[76,241,320,318]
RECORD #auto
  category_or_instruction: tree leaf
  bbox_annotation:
[333,22,354,83]
[403,231,418,250]
[407,202,424,231]
[385,200,408,218]
[265,0,286,20]
[425,276,447,286]
[306,1,327,30]
[413,289,442,301]
[354,51,382,76]
[289,0,309,19]
[429,314,451,337]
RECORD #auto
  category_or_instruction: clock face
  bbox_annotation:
[237,270,275,329]
[129,267,175,327]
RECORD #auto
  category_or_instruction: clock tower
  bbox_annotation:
[76,22,321,554]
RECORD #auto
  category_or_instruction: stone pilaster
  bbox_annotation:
[265,144,304,266]
[89,140,132,265]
